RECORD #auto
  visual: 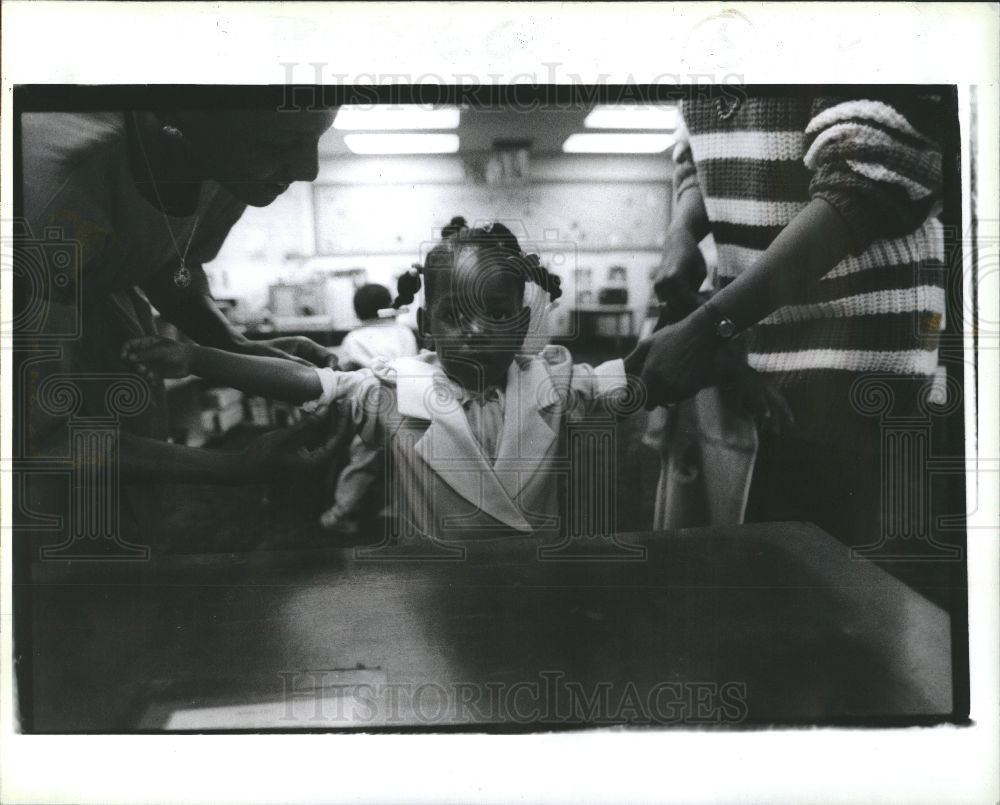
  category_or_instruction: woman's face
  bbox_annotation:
[175,109,335,206]
[423,248,531,390]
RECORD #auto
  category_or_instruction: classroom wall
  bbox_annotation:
[204,153,674,333]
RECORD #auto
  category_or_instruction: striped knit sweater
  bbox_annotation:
[676,91,946,402]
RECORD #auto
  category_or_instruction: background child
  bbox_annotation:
[321,283,418,535]
[123,223,644,545]
[338,283,418,371]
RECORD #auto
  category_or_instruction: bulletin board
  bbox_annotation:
[313,182,670,256]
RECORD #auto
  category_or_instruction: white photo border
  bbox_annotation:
[1,2,997,803]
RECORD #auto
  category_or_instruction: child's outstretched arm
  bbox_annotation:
[122,336,324,405]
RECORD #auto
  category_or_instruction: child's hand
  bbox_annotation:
[121,336,193,381]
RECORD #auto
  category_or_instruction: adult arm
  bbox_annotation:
[636,91,945,405]
[650,123,712,321]
[141,264,337,368]
[637,199,853,403]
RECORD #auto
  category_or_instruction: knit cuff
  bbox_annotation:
[593,358,627,396]
[301,366,338,414]
[809,171,939,257]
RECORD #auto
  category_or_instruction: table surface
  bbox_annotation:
[24,522,954,731]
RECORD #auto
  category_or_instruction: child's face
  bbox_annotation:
[422,247,531,390]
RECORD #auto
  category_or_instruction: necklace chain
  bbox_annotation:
[131,113,201,288]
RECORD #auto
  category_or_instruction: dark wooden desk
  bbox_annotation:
[24,523,954,731]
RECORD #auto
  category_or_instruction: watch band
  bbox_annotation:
[702,301,738,341]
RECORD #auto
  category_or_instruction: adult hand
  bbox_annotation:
[639,313,796,432]
[239,336,338,369]
[121,335,193,381]
[239,409,354,482]
[639,306,741,407]
[652,225,707,324]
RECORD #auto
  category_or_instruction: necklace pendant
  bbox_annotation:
[714,95,742,121]
[173,261,192,289]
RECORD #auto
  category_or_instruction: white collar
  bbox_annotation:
[392,352,530,420]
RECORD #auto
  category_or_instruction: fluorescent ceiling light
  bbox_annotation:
[562,133,674,154]
[344,133,460,155]
[334,105,460,130]
[584,105,679,130]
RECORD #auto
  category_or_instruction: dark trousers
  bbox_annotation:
[745,428,958,610]
[745,432,881,551]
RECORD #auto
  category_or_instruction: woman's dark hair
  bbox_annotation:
[392,222,563,309]
[353,283,393,320]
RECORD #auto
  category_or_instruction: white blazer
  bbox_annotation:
[309,346,627,547]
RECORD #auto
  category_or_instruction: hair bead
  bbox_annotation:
[392,263,424,309]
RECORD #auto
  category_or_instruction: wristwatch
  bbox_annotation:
[702,301,738,341]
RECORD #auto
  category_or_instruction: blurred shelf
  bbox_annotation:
[573,304,634,313]
[268,314,341,332]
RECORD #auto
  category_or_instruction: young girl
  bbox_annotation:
[123,223,644,545]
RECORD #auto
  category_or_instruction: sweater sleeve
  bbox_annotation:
[804,90,944,254]
[536,345,627,416]
[300,367,377,413]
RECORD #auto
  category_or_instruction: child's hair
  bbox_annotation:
[392,222,562,310]
[353,283,393,321]
[441,216,467,239]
